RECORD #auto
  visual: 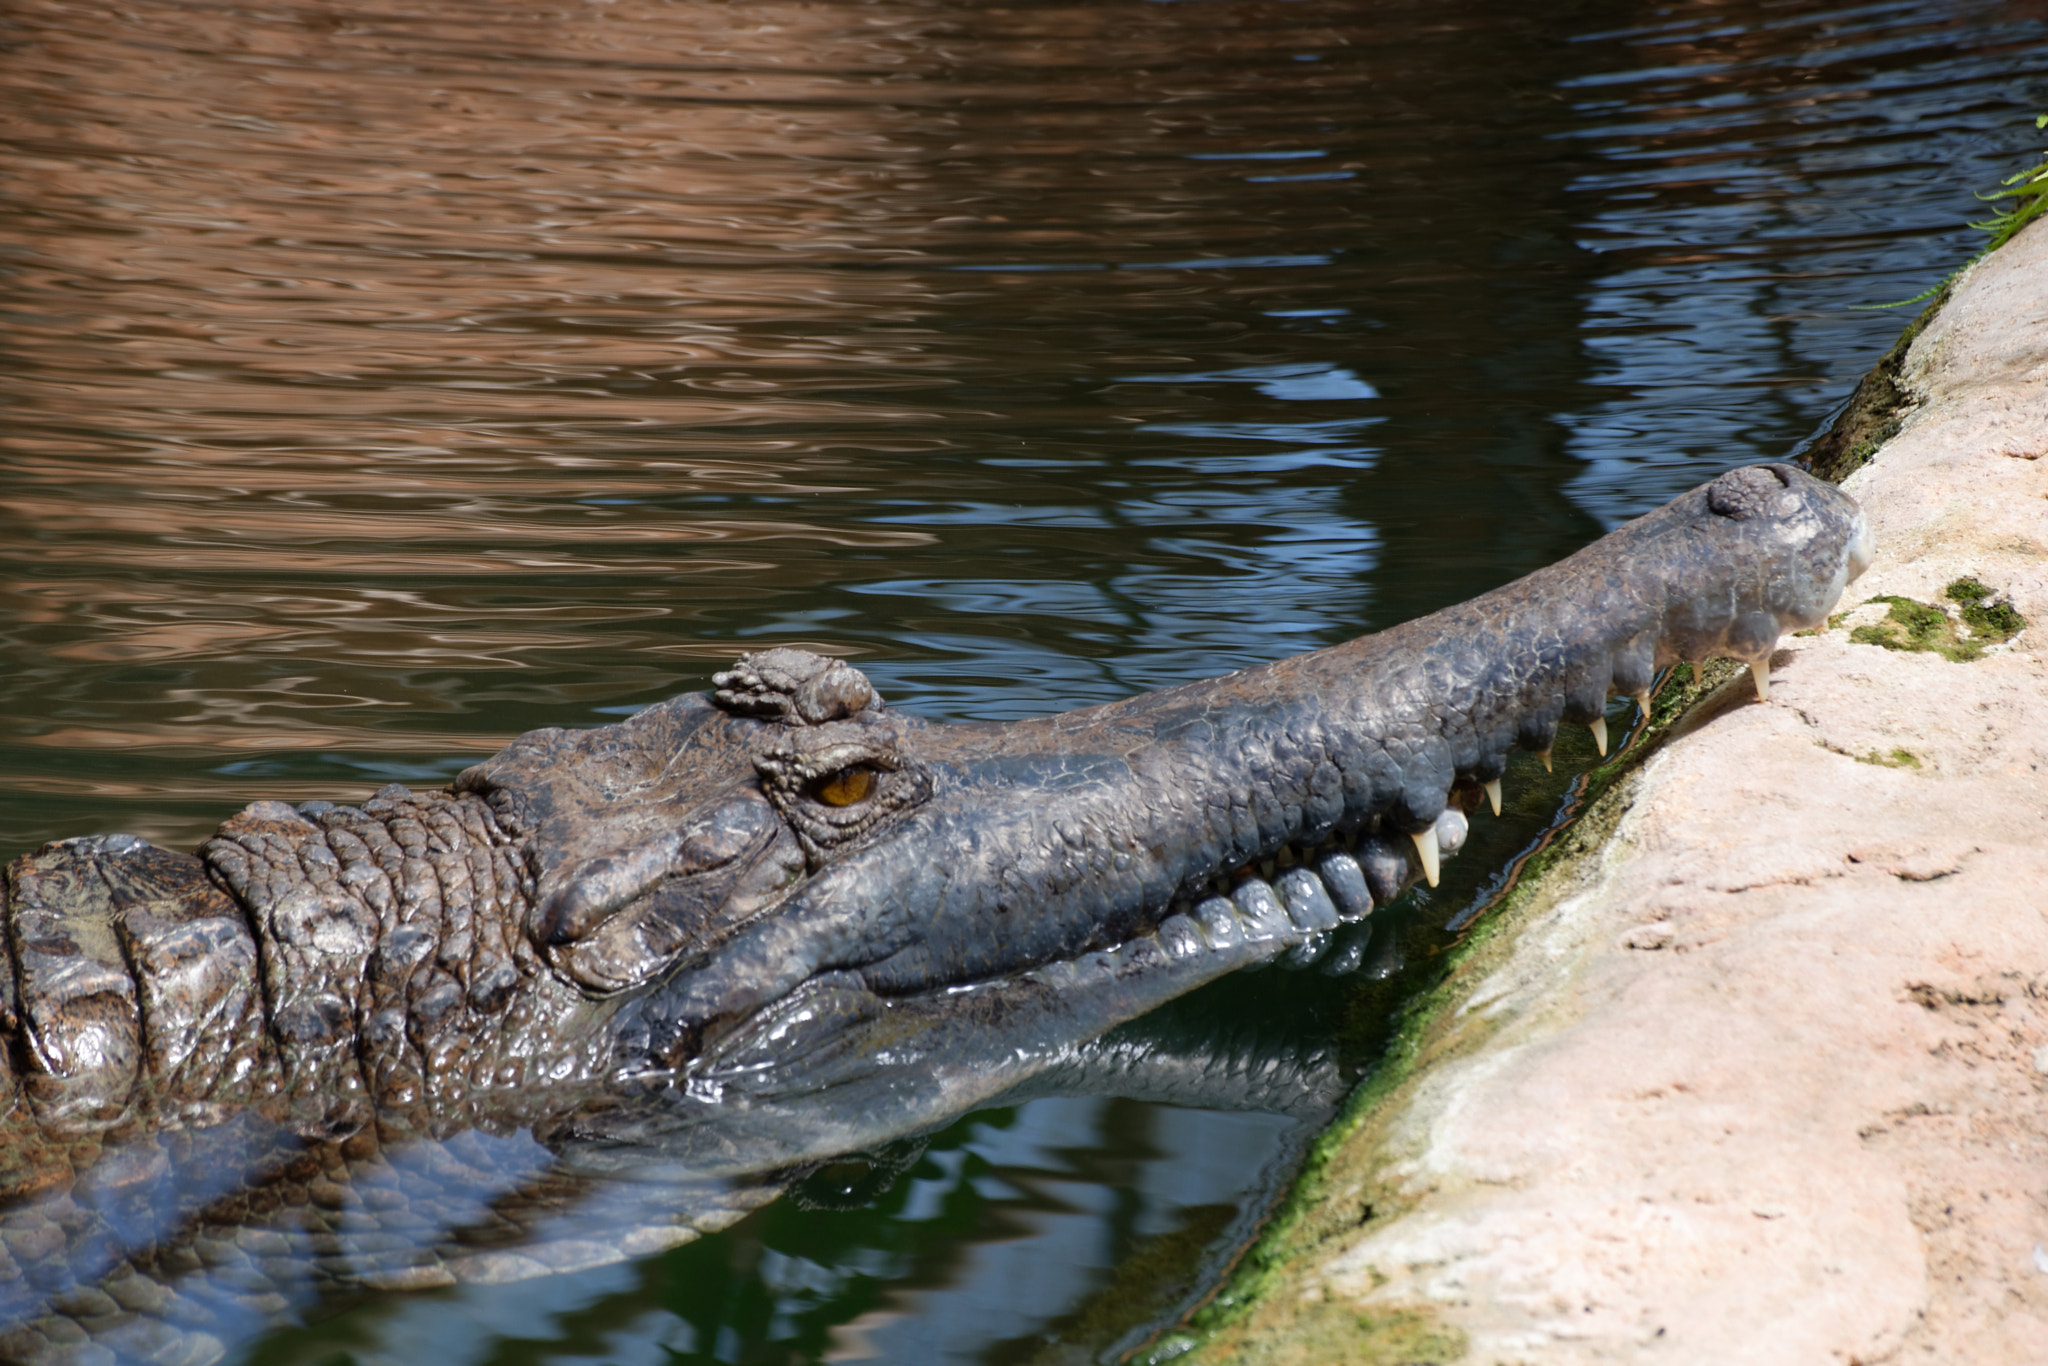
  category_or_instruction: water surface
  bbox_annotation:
[3,0,2045,1360]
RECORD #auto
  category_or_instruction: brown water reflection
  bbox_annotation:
[7,0,1560,850]
[3,0,1114,843]
[5,0,2048,1358]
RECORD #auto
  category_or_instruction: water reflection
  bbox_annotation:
[1558,0,2048,517]
[8,0,1625,855]
[3,0,2046,1360]
[256,1101,1296,1366]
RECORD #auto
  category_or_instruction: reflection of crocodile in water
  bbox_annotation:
[0,464,1870,1363]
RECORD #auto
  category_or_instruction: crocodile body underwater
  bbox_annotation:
[0,462,1869,1362]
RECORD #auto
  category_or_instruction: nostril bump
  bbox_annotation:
[1434,806,1469,858]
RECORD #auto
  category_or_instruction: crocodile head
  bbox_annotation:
[458,645,1323,1124]
[455,462,1870,1114]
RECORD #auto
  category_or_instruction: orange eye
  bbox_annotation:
[815,767,876,807]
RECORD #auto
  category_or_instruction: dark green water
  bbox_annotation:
[3,0,2045,1360]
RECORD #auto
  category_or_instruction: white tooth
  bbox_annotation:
[1409,827,1440,888]
[1230,879,1291,943]
[1537,749,1553,774]
[1483,779,1502,817]
[1313,850,1373,919]
[1157,914,1204,960]
[1636,689,1652,720]
[1275,867,1340,932]
[1260,858,1277,880]
[1751,659,1771,702]
[1590,716,1608,758]
[1191,895,1241,948]
[1277,845,1295,868]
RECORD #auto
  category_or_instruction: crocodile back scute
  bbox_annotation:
[2,835,278,1137]
[198,789,612,1136]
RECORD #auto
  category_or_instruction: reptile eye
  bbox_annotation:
[756,732,928,859]
[813,766,876,807]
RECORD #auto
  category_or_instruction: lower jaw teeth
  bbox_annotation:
[1229,878,1293,943]
[1317,921,1374,975]
[1280,930,1332,969]
[1273,866,1340,932]
[985,798,1473,991]
[1177,804,1472,969]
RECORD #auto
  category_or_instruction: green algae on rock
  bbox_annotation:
[1846,578,2027,661]
[1802,283,1952,484]
[1945,576,2027,642]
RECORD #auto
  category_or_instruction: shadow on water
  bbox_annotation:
[3,0,2046,1360]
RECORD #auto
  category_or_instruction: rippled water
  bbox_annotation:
[4,0,2046,1360]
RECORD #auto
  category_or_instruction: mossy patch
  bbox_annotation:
[1946,576,2026,642]
[1849,596,1960,656]
[1856,747,1922,769]
[1846,581,2026,661]
[1160,1300,1465,1366]
[1799,282,1949,483]
[1345,1307,1467,1365]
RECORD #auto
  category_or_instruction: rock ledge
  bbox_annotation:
[1198,221,2048,1364]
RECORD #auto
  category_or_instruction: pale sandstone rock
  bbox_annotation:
[1309,222,2048,1362]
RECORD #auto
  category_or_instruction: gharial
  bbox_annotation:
[0,462,1870,1364]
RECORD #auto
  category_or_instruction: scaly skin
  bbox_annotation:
[0,463,1870,1361]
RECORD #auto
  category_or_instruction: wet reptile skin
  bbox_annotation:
[0,464,1869,1362]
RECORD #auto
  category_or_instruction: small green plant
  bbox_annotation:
[1968,119,2048,254]
[1845,583,2026,661]
[1849,596,1959,655]
[1857,747,1922,769]
[1946,577,2026,642]
[1946,577,1991,603]
[1864,114,2048,308]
